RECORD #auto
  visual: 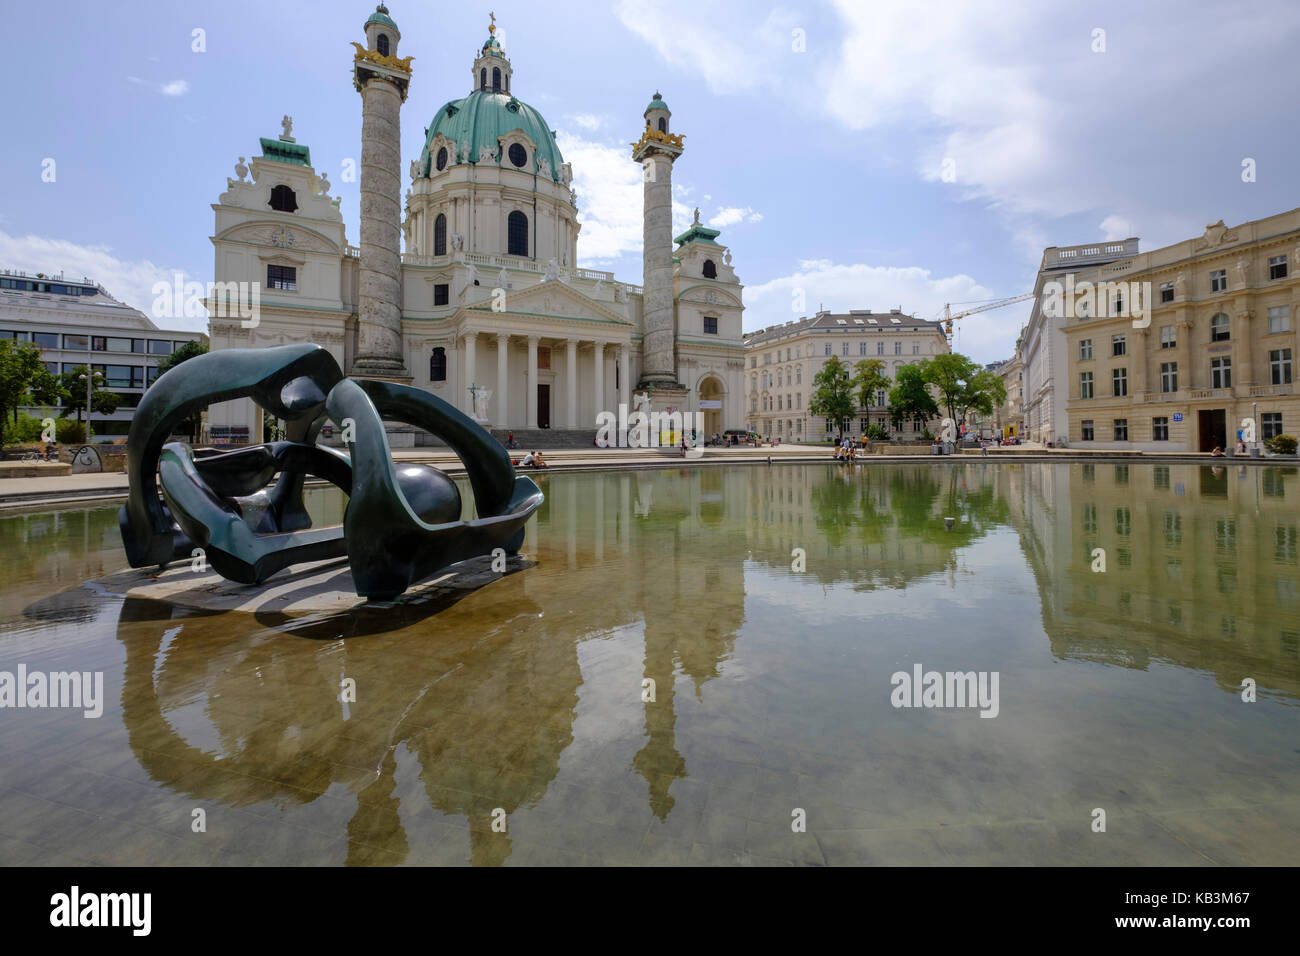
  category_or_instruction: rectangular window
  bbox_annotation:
[537,347,551,370]
[1160,361,1178,393]
[149,340,171,355]
[877,341,884,355]
[91,336,107,351]
[32,332,59,349]
[1211,356,1232,388]
[1263,412,1283,440]
[104,336,133,353]
[1210,312,1230,341]
[132,339,147,353]
[859,341,867,355]
[1079,371,1094,399]
[1153,417,1169,441]
[1114,419,1128,441]
[1160,325,1176,349]
[1081,420,1094,441]
[1270,348,1292,385]
[1112,335,1126,357]
[1210,269,1226,292]
[894,341,902,355]
[1112,367,1128,396]
[63,333,89,350]
[704,316,718,334]
[1079,339,1093,360]
[1160,281,1174,303]
[433,283,449,306]
[1270,255,1288,280]
[1268,306,1291,333]
[912,343,920,355]
[267,264,296,290]
[841,342,849,356]
[824,344,831,356]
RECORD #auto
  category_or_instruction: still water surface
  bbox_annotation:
[1,462,1297,865]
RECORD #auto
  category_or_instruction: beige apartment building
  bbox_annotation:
[1062,210,1299,451]
[742,309,949,441]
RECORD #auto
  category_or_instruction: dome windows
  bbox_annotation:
[492,67,501,92]
[480,68,487,90]
[268,184,297,213]
[434,213,447,256]
[435,146,448,171]
[508,143,527,168]
[703,258,717,279]
[658,117,667,133]
[507,211,529,257]
[377,33,390,56]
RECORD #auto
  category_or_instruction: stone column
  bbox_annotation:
[496,332,509,428]
[1236,308,1254,386]
[619,346,630,410]
[1132,327,1148,397]
[352,64,411,379]
[463,332,477,415]
[593,342,605,418]
[638,152,676,386]
[527,336,539,428]
[566,339,578,428]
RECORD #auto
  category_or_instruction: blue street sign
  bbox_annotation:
[1172,413,1183,422]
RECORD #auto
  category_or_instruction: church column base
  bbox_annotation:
[348,357,413,384]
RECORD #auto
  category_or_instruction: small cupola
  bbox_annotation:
[364,3,400,57]
[471,13,513,93]
[644,91,671,134]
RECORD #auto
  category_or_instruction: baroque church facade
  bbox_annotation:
[206,6,745,444]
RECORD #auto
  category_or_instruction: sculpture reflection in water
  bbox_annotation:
[118,344,543,600]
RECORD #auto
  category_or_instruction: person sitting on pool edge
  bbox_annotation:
[1210,446,1226,457]
[520,450,549,468]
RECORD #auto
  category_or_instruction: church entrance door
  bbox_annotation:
[537,384,550,429]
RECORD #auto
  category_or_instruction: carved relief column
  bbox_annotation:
[566,339,578,428]
[527,335,539,429]
[496,332,509,428]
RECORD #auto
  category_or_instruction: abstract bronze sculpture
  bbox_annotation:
[119,344,543,600]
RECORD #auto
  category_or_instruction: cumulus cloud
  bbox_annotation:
[567,113,605,132]
[160,79,190,96]
[0,231,207,332]
[708,206,762,228]
[744,258,1022,361]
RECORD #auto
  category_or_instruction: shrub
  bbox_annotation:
[56,419,86,444]
[921,427,935,442]
[4,415,47,445]
[866,423,891,441]
[1265,434,1298,455]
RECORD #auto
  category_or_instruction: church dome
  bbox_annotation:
[420,91,565,182]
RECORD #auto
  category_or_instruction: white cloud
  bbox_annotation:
[557,132,644,261]
[126,76,144,85]
[567,113,605,132]
[744,258,1022,362]
[1099,215,1136,242]
[0,231,207,333]
[707,206,763,228]
[160,79,190,97]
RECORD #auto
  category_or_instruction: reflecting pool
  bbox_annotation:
[1,462,1298,865]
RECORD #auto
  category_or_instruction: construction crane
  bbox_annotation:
[942,293,1036,344]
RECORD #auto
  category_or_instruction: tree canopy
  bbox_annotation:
[156,340,208,376]
[851,358,891,412]
[920,353,1007,429]
[0,340,65,446]
[887,363,938,431]
[809,354,855,440]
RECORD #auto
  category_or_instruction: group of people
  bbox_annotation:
[832,436,864,462]
[518,450,548,469]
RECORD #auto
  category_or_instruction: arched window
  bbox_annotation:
[658,118,667,133]
[480,68,487,90]
[377,34,389,56]
[702,259,717,279]
[507,211,528,257]
[268,184,297,212]
[492,67,501,92]
[435,147,448,171]
[433,213,447,256]
[429,347,447,382]
[1210,312,1231,341]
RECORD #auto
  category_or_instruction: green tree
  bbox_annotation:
[58,365,122,424]
[851,358,891,413]
[156,339,208,376]
[920,353,1006,433]
[808,354,855,441]
[0,340,65,446]
[887,364,938,433]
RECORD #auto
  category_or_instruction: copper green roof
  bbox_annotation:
[645,93,670,114]
[259,137,311,167]
[480,34,504,56]
[419,90,564,181]
[366,4,398,31]
[674,222,721,246]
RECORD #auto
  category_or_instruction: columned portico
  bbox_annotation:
[566,339,578,428]
[496,332,509,428]
[619,346,630,409]
[527,335,539,428]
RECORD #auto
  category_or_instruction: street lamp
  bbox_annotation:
[77,369,103,443]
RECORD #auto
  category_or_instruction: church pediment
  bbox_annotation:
[461,279,634,326]
[215,222,341,254]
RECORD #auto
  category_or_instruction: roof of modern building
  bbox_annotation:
[743,309,943,347]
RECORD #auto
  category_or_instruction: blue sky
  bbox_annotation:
[5,0,1300,362]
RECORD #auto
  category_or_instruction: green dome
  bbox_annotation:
[419,91,565,181]
[366,4,398,31]
[645,93,669,114]
[481,34,504,56]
